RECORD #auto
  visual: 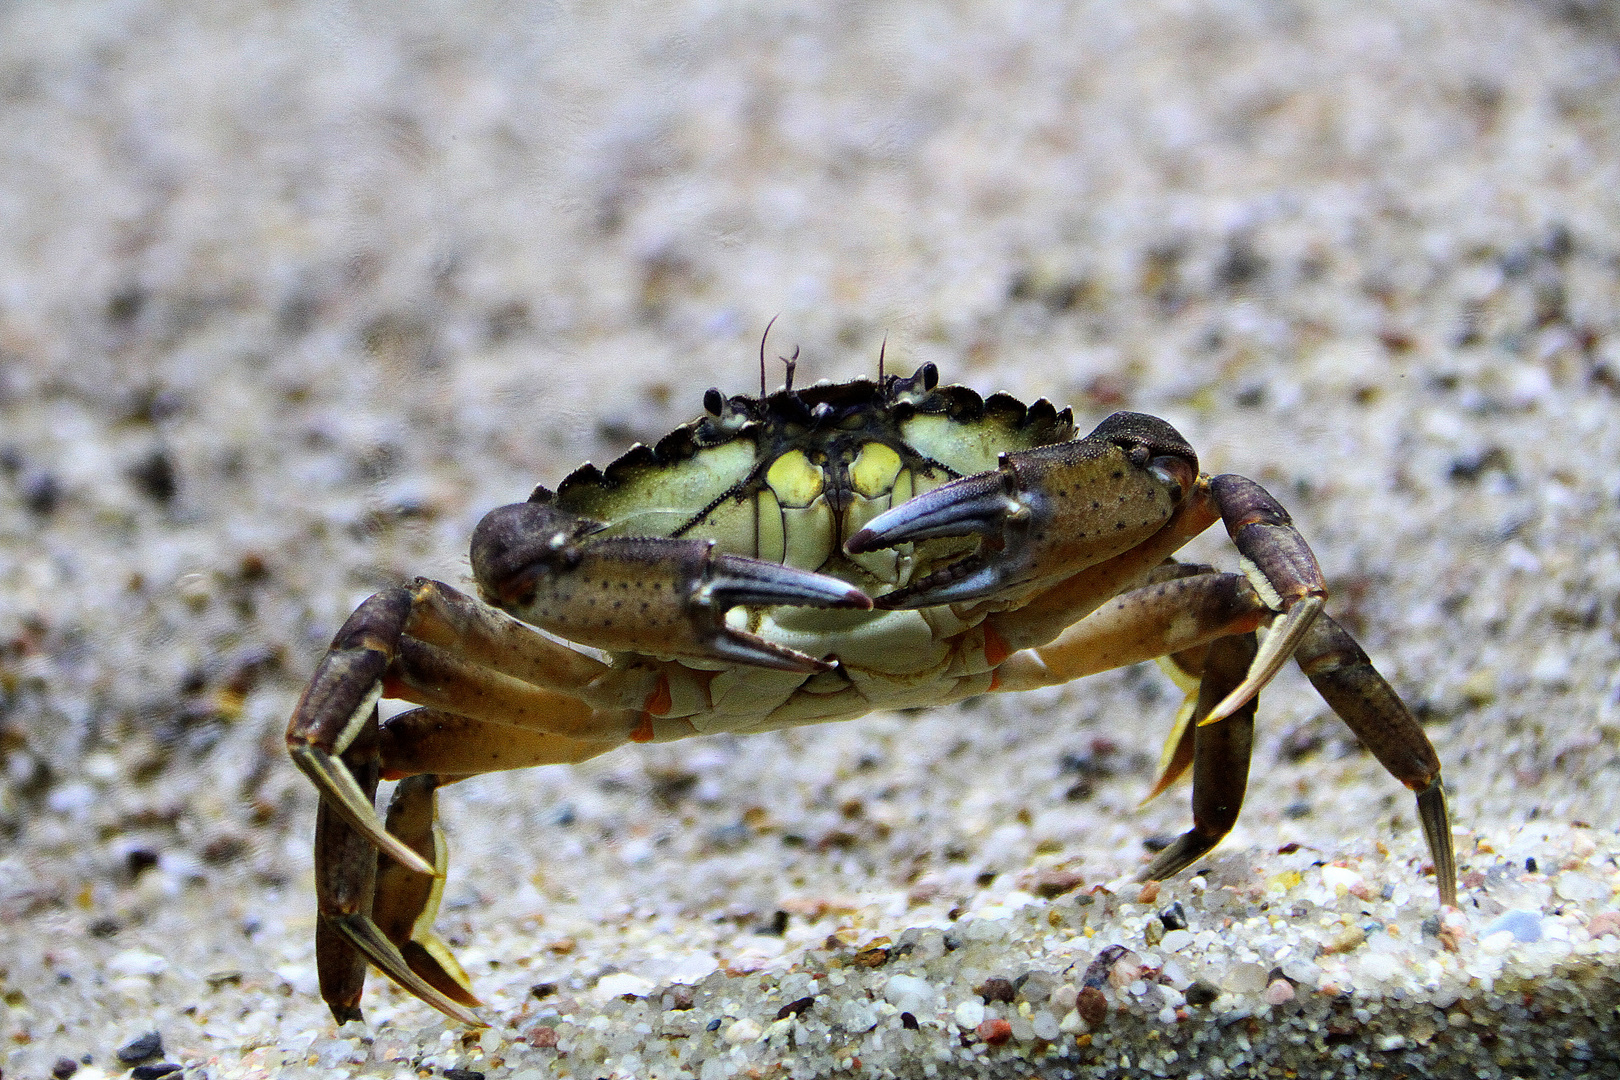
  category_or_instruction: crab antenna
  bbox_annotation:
[760,314,780,399]
[782,344,800,394]
[878,335,888,383]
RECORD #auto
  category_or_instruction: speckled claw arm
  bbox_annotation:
[1195,474,1327,728]
[847,412,1199,608]
[473,499,872,672]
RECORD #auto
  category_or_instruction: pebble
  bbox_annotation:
[117,1032,164,1064]
[1588,911,1620,937]
[1263,978,1296,1005]
[723,1018,762,1043]
[883,973,935,1016]
[1485,909,1543,943]
[954,999,986,1029]
[1220,962,1270,994]
[1322,865,1364,894]
[1160,928,1194,952]
[976,1018,1012,1046]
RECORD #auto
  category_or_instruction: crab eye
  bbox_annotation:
[703,388,725,416]
[920,362,939,390]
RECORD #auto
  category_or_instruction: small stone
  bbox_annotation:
[774,996,814,1021]
[1160,929,1193,952]
[130,1067,180,1080]
[723,1018,762,1043]
[1031,1010,1060,1041]
[883,973,935,1015]
[1588,911,1620,937]
[853,946,890,967]
[444,1069,486,1080]
[1184,980,1219,1007]
[1485,909,1542,943]
[118,1032,164,1065]
[1049,983,1078,1013]
[955,998,986,1028]
[1555,872,1607,902]
[526,1026,559,1049]
[1220,962,1269,994]
[1323,924,1367,954]
[1159,902,1188,931]
[1136,880,1160,904]
[1321,865,1363,894]
[1263,978,1296,1005]
[1031,868,1086,898]
[51,1060,79,1080]
[976,976,1016,1003]
[976,1018,1013,1046]
[1076,985,1108,1026]
[1143,918,1164,946]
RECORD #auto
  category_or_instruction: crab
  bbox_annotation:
[287,355,1457,1027]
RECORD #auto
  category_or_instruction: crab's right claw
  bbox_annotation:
[847,412,1199,608]
[472,500,872,673]
[1196,474,1327,728]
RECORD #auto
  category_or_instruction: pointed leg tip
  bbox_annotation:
[329,1003,364,1025]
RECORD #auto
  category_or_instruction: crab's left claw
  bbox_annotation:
[1195,474,1326,728]
[848,412,1199,608]
[473,500,873,673]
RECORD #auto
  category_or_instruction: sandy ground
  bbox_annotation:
[3,1,1620,1077]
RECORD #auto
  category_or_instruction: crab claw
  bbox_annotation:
[847,412,1198,608]
[472,500,872,672]
[1195,474,1326,728]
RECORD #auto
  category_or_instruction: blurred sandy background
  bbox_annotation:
[3,1,1620,1076]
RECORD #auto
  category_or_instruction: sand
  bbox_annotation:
[3,1,1620,1077]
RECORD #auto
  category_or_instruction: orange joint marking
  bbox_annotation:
[983,623,1010,667]
[983,623,1009,691]
[632,675,672,743]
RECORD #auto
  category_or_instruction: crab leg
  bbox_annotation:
[288,588,439,877]
[1196,474,1326,728]
[991,566,1268,691]
[1137,632,1260,882]
[1294,613,1458,906]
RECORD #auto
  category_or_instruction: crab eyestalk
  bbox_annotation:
[471,500,873,672]
[847,412,1198,608]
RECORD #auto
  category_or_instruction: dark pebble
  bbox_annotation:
[1076,985,1108,1027]
[774,996,815,1021]
[1159,901,1188,931]
[901,1012,918,1030]
[706,1017,722,1031]
[130,1065,180,1080]
[117,1032,164,1065]
[52,1058,79,1079]
[976,976,1016,1003]
[1184,980,1220,1006]
[443,1070,485,1080]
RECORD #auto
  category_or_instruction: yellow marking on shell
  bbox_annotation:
[766,449,824,507]
[782,502,835,573]
[755,488,785,564]
[850,441,902,498]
